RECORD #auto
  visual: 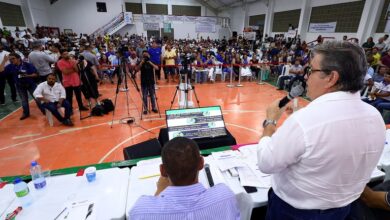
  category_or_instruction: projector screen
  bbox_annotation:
[166,106,227,140]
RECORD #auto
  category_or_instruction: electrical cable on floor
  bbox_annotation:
[119,116,156,136]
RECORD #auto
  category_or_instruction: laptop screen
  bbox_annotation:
[166,106,227,140]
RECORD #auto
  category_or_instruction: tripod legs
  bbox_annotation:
[169,86,179,109]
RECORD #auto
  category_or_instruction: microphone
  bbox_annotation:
[278,85,304,108]
[204,164,214,187]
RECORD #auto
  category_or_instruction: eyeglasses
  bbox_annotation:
[307,66,331,77]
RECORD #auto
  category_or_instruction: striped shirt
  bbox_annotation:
[129,183,240,220]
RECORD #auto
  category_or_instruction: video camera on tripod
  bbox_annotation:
[179,53,195,77]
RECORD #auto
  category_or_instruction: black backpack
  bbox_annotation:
[91,104,105,116]
[101,99,115,114]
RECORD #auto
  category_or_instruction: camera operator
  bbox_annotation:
[137,50,158,115]
[77,55,100,106]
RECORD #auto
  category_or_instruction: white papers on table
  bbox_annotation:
[137,158,162,166]
[211,150,246,172]
[237,144,259,165]
[237,165,271,188]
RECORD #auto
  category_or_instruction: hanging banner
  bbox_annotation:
[196,17,217,24]
[286,29,297,38]
[143,23,160,31]
[243,32,256,40]
[143,15,163,23]
[184,16,198,23]
[195,22,216,33]
[308,22,337,33]
[163,15,183,23]
[163,23,171,33]
[124,12,133,24]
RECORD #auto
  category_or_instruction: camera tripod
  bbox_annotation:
[110,56,141,128]
[169,68,200,109]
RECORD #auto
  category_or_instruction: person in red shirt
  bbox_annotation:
[380,49,390,68]
[56,50,88,113]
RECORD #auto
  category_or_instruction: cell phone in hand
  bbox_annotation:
[243,186,258,193]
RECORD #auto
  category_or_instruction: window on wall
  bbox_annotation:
[146,4,168,15]
[376,0,390,33]
[0,2,26,27]
[272,9,300,32]
[96,2,107,12]
[249,14,265,28]
[172,5,201,16]
[310,0,365,33]
[125,3,143,14]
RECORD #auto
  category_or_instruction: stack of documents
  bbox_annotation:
[212,147,271,188]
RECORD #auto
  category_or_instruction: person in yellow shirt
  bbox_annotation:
[163,44,177,82]
[372,47,381,69]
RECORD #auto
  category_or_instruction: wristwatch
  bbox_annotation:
[262,119,277,128]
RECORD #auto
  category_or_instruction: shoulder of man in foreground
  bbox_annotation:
[129,183,238,216]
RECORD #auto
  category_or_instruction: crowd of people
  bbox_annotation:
[2,24,390,219]
[1,25,390,122]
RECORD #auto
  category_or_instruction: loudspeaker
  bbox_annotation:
[232,31,238,37]
[123,138,161,160]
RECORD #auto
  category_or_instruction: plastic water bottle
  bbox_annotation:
[13,177,33,207]
[30,161,47,190]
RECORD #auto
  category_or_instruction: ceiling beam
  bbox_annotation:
[196,0,219,16]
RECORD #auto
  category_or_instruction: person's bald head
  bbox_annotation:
[160,137,203,186]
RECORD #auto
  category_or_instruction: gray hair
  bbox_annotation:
[311,41,367,93]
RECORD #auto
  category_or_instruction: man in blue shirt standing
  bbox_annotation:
[129,137,240,220]
[4,53,42,120]
[148,41,162,81]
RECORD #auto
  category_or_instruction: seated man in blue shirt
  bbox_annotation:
[129,137,240,220]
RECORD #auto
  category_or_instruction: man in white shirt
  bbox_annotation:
[33,73,73,126]
[257,41,386,219]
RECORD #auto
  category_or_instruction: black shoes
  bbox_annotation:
[62,119,74,126]
[143,110,148,115]
[152,109,158,113]
[20,114,30,120]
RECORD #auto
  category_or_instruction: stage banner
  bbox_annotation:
[308,22,337,33]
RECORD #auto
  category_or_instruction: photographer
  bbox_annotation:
[137,51,158,115]
[77,55,100,106]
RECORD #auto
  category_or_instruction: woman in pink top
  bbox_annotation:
[56,50,88,113]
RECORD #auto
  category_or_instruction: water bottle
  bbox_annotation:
[13,178,33,207]
[30,161,47,190]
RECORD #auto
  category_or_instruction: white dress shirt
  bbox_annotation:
[33,81,66,102]
[257,91,386,210]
